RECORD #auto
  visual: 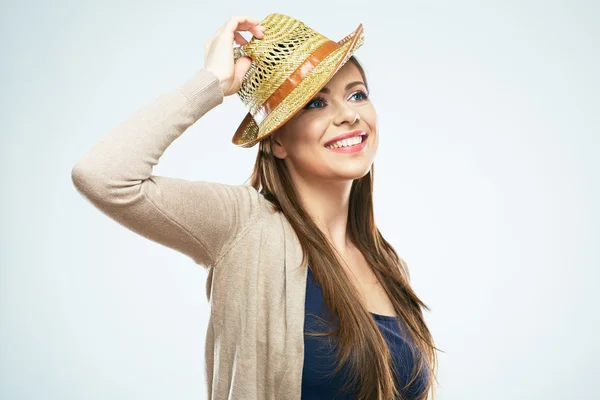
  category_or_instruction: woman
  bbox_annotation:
[72,13,439,400]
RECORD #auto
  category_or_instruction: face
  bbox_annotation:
[270,61,378,183]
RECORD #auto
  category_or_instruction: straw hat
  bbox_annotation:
[231,13,365,148]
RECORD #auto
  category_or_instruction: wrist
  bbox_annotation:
[204,68,228,98]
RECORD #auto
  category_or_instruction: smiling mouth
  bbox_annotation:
[324,134,368,149]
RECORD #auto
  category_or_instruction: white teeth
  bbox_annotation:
[326,135,364,149]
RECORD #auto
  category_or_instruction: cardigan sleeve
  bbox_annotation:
[71,68,260,269]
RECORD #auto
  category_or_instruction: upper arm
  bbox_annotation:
[72,167,261,268]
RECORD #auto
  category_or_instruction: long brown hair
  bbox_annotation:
[249,56,441,400]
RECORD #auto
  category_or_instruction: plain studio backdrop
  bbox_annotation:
[1,0,598,399]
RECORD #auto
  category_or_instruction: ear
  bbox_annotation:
[270,130,288,160]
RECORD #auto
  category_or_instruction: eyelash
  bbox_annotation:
[304,90,369,110]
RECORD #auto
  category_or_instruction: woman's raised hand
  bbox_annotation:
[204,16,266,97]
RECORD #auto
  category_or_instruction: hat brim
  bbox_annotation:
[231,23,365,148]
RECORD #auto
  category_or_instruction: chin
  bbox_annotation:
[334,164,373,181]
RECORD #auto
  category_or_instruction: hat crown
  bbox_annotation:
[234,14,333,113]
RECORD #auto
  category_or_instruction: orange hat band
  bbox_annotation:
[251,39,339,126]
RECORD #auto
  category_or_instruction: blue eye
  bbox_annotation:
[351,90,368,101]
[304,97,326,109]
[303,90,369,110]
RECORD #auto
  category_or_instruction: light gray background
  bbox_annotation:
[1,1,598,399]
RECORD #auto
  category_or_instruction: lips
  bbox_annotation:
[324,130,368,147]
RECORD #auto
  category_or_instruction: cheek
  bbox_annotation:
[364,106,378,127]
[286,117,329,149]
[303,116,330,141]
[282,120,330,172]
[362,111,379,155]
[365,111,378,138]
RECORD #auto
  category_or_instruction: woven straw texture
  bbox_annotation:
[232,13,364,147]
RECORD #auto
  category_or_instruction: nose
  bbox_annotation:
[332,102,360,126]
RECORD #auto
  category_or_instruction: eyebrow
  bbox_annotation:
[319,81,365,94]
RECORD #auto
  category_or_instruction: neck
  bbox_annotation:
[290,171,354,252]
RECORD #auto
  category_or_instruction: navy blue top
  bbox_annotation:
[301,265,428,399]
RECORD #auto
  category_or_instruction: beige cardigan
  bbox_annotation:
[71,69,309,399]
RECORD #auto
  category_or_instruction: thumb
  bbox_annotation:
[232,56,252,92]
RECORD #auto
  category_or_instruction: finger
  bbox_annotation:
[227,15,259,32]
[234,55,253,87]
[233,31,248,46]
[248,25,265,39]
